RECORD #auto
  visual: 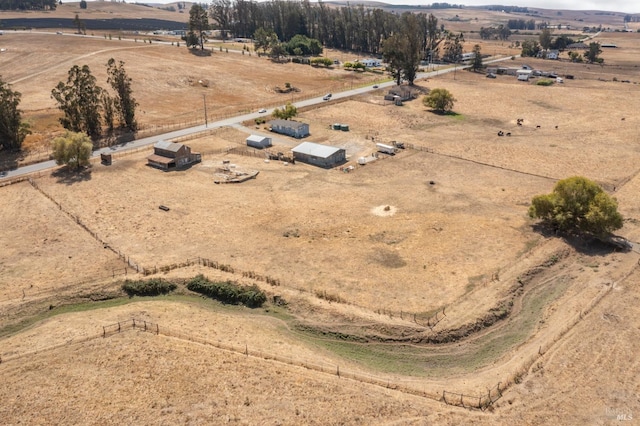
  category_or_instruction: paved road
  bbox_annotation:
[1,54,515,181]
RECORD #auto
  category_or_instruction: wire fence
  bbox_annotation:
[27,178,140,272]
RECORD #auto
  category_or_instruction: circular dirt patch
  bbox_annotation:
[371,205,397,217]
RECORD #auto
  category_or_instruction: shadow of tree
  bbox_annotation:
[0,150,23,172]
[189,48,212,57]
[52,166,92,185]
[531,222,628,256]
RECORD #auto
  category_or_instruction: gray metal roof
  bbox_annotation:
[292,142,343,159]
[268,119,307,130]
[154,140,183,152]
[246,134,269,143]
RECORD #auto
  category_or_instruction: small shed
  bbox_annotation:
[100,153,112,165]
[268,119,310,138]
[147,140,201,171]
[291,142,346,168]
[246,134,272,149]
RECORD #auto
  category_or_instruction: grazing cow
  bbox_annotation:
[555,125,558,129]
[622,118,626,121]
[506,132,511,136]
[536,125,541,128]
[498,131,504,136]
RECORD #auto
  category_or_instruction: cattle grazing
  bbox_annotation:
[536,125,541,128]
[506,132,511,136]
[498,131,504,136]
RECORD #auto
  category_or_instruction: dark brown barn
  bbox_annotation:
[147,140,201,171]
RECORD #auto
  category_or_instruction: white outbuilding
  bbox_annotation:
[246,134,272,149]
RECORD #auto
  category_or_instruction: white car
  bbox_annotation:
[258,108,267,113]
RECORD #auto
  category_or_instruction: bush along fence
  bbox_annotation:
[97,318,502,410]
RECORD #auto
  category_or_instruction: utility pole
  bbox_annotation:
[203,94,208,127]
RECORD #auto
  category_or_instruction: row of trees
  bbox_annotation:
[0,0,56,10]
[191,1,450,61]
[51,59,138,140]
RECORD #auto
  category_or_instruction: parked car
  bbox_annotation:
[372,85,379,89]
[322,95,331,101]
[486,73,497,79]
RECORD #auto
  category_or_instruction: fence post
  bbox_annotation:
[144,321,147,331]
[118,322,121,332]
[156,324,159,334]
[443,391,447,404]
[336,365,340,377]
[132,319,136,329]
[245,344,248,356]
[103,326,106,338]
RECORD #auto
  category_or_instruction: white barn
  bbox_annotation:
[246,135,272,149]
[291,142,346,168]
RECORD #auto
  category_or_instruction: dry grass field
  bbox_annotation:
[2,4,640,424]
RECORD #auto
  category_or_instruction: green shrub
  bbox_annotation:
[122,278,177,297]
[187,274,267,308]
[536,79,554,86]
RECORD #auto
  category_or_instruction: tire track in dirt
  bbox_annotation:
[9,43,161,85]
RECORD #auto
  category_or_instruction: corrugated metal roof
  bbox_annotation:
[292,142,342,159]
[154,140,183,152]
[246,135,269,143]
[268,119,307,130]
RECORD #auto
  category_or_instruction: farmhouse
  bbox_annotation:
[359,58,382,67]
[268,119,310,138]
[384,86,417,102]
[246,134,272,149]
[147,140,201,170]
[291,142,346,168]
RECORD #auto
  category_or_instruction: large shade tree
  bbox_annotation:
[0,76,31,151]
[52,131,93,171]
[422,88,456,113]
[187,4,209,50]
[51,65,104,140]
[529,176,623,238]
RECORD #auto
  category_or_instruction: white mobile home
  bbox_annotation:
[517,69,533,81]
[376,143,395,155]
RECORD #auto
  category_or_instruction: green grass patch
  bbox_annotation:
[296,277,570,377]
[535,78,555,86]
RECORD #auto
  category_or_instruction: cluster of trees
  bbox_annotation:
[253,29,322,58]
[520,29,602,63]
[51,59,138,140]
[0,0,56,10]
[507,19,536,30]
[0,77,31,152]
[198,0,449,61]
[479,26,512,41]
